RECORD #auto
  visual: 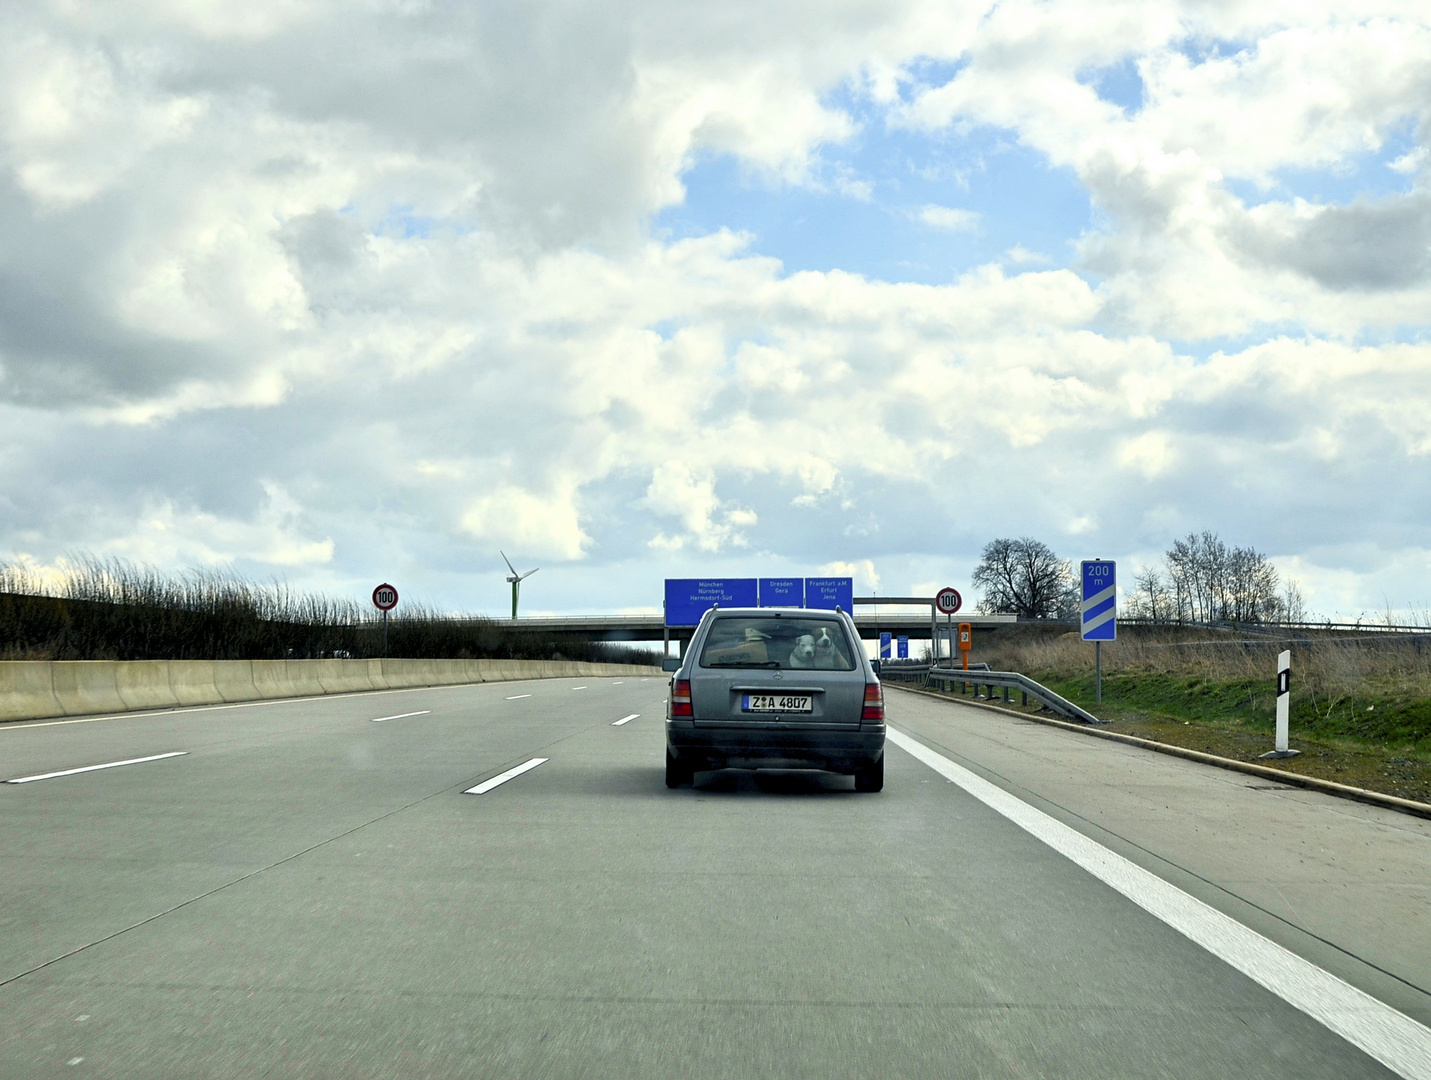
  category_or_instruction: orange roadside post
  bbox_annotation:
[958,622,972,670]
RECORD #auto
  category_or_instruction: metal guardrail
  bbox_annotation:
[878,661,987,676]
[1117,616,1431,635]
[898,665,1105,725]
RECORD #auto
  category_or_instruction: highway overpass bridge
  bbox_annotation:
[485,597,1019,652]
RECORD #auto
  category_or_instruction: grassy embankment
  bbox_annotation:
[934,625,1431,804]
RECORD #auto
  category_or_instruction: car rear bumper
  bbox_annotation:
[666,719,885,772]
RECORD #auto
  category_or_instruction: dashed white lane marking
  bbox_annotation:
[612,713,639,726]
[370,710,430,723]
[0,681,494,732]
[7,751,189,785]
[505,694,532,700]
[571,686,588,691]
[612,680,623,684]
[886,727,1431,1080]
[464,757,548,795]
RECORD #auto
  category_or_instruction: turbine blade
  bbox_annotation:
[500,550,518,576]
[521,568,539,580]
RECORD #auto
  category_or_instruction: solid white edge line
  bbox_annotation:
[612,713,639,726]
[885,727,1431,1080]
[505,694,532,700]
[464,757,548,795]
[7,751,189,785]
[370,710,431,723]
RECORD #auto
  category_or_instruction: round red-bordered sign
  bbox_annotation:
[935,587,962,615]
[372,583,399,612]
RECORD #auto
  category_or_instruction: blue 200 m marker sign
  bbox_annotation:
[1080,560,1116,641]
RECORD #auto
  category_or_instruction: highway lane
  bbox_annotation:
[0,677,665,985]
[0,678,1424,1078]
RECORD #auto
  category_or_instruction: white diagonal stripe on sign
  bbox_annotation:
[1081,584,1115,612]
[1083,608,1116,632]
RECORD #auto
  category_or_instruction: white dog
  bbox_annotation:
[788,634,815,668]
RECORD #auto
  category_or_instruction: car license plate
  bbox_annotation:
[742,694,813,713]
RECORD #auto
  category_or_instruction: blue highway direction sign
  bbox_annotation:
[664,575,853,626]
[897,636,909,659]
[664,578,758,627]
[759,578,804,607]
[879,632,892,659]
[805,577,854,612]
[1080,561,1117,641]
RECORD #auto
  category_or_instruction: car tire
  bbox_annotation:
[854,753,884,793]
[665,748,690,788]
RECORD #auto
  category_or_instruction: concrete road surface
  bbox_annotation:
[1,677,1427,1078]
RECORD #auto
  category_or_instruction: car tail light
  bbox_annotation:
[862,682,884,722]
[670,679,693,718]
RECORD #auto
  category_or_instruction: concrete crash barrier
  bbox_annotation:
[0,658,662,724]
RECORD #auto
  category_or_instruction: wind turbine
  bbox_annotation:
[500,551,539,619]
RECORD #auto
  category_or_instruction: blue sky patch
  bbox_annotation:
[1226,125,1422,209]
[655,113,1092,286]
[1081,57,1144,113]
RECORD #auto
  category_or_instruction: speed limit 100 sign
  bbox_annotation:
[372,583,399,612]
[935,587,962,615]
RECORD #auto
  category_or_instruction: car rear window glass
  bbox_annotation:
[698,616,857,670]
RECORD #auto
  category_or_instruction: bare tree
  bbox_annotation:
[1162,531,1280,624]
[1129,565,1171,621]
[1281,580,1307,624]
[972,537,1074,619]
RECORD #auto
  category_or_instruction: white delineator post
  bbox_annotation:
[1260,649,1299,759]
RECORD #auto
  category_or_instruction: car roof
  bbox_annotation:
[706,607,847,617]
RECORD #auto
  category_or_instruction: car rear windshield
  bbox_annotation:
[698,616,857,670]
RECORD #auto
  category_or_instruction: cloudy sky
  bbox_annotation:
[2,0,1429,619]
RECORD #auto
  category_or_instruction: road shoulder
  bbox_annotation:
[886,686,1431,1028]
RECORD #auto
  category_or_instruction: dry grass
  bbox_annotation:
[980,625,1431,705]
[912,623,1431,803]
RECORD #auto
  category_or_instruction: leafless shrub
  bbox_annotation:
[0,555,655,665]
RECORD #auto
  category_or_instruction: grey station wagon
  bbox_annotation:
[664,606,886,791]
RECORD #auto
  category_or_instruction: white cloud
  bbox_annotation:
[819,559,881,592]
[1117,431,1176,478]
[642,462,756,552]
[1005,245,1051,265]
[100,484,334,568]
[461,485,591,562]
[0,0,1429,620]
[918,204,979,231]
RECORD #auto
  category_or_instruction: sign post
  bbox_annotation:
[1260,650,1299,759]
[372,583,399,657]
[934,588,962,665]
[1080,561,1116,704]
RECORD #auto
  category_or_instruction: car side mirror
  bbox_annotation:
[661,657,681,672]
[870,659,881,675]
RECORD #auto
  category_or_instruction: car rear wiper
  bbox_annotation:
[703,660,781,668]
